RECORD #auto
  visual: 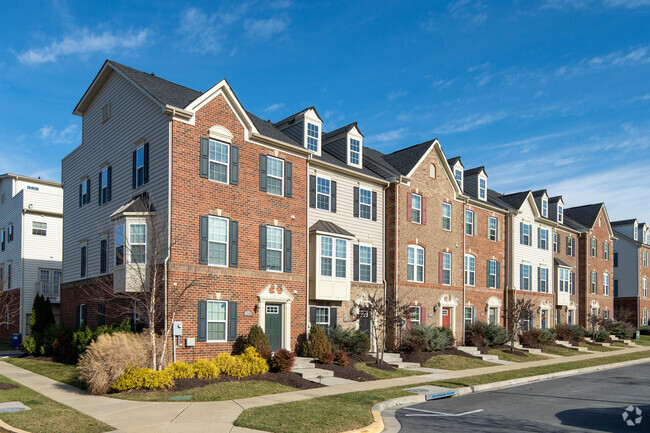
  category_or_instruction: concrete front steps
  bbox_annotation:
[368,352,422,369]
[556,340,589,352]
[609,335,637,346]
[457,346,513,364]
[512,342,544,355]
[291,357,356,386]
[585,337,612,347]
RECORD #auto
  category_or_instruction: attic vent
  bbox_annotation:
[101,102,111,123]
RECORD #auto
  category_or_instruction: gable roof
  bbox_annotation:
[611,219,637,226]
[246,111,301,147]
[273,106,322,128]
[532,189,548,198]
[322,123,359,141]
[549,195,563,203]
[464,166,486,177]
[363,147,402,179]
[447,156,462,167]
[497,191,531,209]
[564,203,605,229]
[309,220,354,237]
[382,140,435,176]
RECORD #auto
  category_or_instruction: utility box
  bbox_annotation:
[172,321,183,336]
[11,334,21,349]
[636,330,641,340]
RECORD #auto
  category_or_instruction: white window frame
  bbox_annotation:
[454,169,463,190]
[316,176,331,211]
[522,265,531,291]
[603,242,609,260]
[539,267,548,293]
[591,238,597,257]
[522,223,531,246]
[567,237,573,256]
[136,145,145,188]
[643,278,647,298]
[465,210,474,236]
[348,137,361,167]
[315,306,330,327]
[207,216,229,267]
[634,224,638,241]
[488,307,498,325]
[591,271,597,294]
[266,226,284,272]
[208,139,230,184]
[539,229,548,250]
[487,260,497,288]
[488,217,497,241]
[603,273,610,296]
[558,268,570,293]
[206,300,228,343]
[464,254,476,286]
[442,202,452,231]
[557,205,563,223]
[553,233,558,253]
[464,306,474,326]
[542,198,548,217]
[100,166,109,204]
[359,187,372,220]
[266,156,284,197]
[115,224,125,266]
[643,309,648,326]
[478,177,487,200]
[359,244,372,282]
[411,193,422,224]
[410,306,421,325]
[320,237,347,279]
[643,251,648,267]
[407,245,424,283]
[128,223,147,264]
[442,252,452,286]
[32,221,47,236]
[306,122,320,153]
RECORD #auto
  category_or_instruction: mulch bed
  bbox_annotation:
[0,383,19,390]
[314,357,376,382]
[400,348,478,364]
[167,371,323,392]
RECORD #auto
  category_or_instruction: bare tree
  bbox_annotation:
[615,307,636,326]
[87,195,199,370]
[349,288,411,364]
[0,276,20,335]
[504,297,535,352]
[587,311,601,338]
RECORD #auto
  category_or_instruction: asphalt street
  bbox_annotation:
[395,362,650,432]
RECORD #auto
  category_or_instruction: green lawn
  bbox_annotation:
[487,348,548,363]
[353,362,422,379]
[611,342,628,347]
[3,358,85,389]
[111,380,296,402]
[636,335,650,346]
[421,354,493,370]
[542,346,583,356]
[0,374,112,433]
[578,343,619,352]
[235,349,650,433]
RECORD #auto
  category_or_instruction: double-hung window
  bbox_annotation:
[558,268,570,293]
[316,177,330,211]
[567,237,573,256]
[411,194,422,224]
[407,245,424,283]
[359,245,372,282]
[488,217,497,241]
[315,306,330,327]
[442,252,451,285]
[207,300,227,342]
[410,306,421,325]
[634,225,638,240]
[541,199,548,217]
[464,254,476,286]
[80,179,90,205]
[643,309,648,326]
[335,239,347,278]
[479,178,486,200]
[603,242,609,260]
[591,238,597,257]
[487,260,497,288]
[603,273,610,296]
[359,188,372,220]
[454,169,463,189]
[553,233,558,252]
[349,138,361,166]
[643,278,647,298]
[591,271,597,294]
[643,251,648,267]
[557,205,563,223]
[521,265,531,291]
[129,224,147,264]
[464,306,474,326]
[321,237,347,278]
[99,166,111,204]
[135,145,146,188]
[465,210,474,236]
[267,156,284,196]
[307,123,319,152]
[321,238,333,277]
[539,268,548,293]
[442,203,452,231]
[7,225,12,242]
[209,140,229,183]
[521,223,531,246]
[80,246,87,278]
[539,229,548,250]
[32,222,47,236]
[266,226,283,271]
[208,216,228,266]
[115,225,125,266]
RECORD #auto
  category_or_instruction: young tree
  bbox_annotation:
[504,297,535,352]
[87,195,199,370]
[0,277,19,336]
[587,311,601,337]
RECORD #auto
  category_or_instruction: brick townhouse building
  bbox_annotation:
[612,219,650,327]
[565,204,616,325]
[61,60,312,359]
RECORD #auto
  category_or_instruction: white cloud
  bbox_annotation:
[540,0,595,10]
[178,8,223,53]
[264,103,285,113]
[244,16,289,40]
[18,29,148,64]
[448,0,488,23]
[366,128,407,144]
[38,124,79,145]
[603,0,650,7]
[432,78,455,89]
[435,112,506,134]
[387,90,408,101]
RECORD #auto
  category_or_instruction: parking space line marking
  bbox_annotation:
[404,408,484,417]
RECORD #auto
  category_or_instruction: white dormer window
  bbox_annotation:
[455,169,463,190]
[634,224,638,241]
[479,177,487,200]
[557,205,563,223]
[307,123,320,153]
[541,198,548,218]
[349,137,361,167]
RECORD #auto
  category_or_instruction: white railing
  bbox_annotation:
[38,281,60,302]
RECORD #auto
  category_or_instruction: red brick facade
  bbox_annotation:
[553,227,579,326]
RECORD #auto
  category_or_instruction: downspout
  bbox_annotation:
[306,154,312,337]
[381,181,389,350]
[166,121,172,361]
[394,179,400,346]
[462,200,467,345]
[20,206,25,336]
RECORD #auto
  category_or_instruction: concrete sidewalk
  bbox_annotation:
[0,345,648,433]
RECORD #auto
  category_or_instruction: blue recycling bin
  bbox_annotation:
[11,334,21,349]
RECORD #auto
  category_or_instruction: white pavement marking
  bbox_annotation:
[403,407,484,417]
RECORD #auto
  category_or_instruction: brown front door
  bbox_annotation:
[442,308,450,328]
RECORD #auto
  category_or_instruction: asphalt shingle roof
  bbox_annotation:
[497,191,531,209]
[564,203,604,229]
[447,156,462,167]
[322,123,358,140]
[611,219,637,226]
[464,166,486,177]
[382,140,435,175]
[246,111,301,147]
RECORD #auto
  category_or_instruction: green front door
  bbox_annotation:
[265,304,283,351]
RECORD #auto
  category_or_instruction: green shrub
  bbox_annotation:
[112,366,174,391]
[327,327,370,355]
[192,359,220,379]
[302,325,332,359]
[239,347,270,375]
[165,362,194,379]
[602,320,634,339]
[554,324,585,342]
[465,322,508,348]
[590,329,609,342]
[269,349,294,373]
[639,326,650,336]
[402,325,454,353]
[43,323,73,358]
[520,328,554,346]
[245,325,271,358]
[21,335,37,355]
[30,294,55,335]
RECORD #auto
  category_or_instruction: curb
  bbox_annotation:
[340,410,385,433]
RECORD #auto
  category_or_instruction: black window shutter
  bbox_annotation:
[78,184,82,207]
[259,225,267,270]
[197,300,207,342]
[353,244,360,281]
[571,271,575,294]
[331,181,337,213]
[284,161,292,198]
[199,216,208,264]
[309,175,316,208]
[143,143,150,184]
[228,301,238,341]
[372,191,377,221]
[100,239,107,274]
[86,178,91,203]
[98,304,105,327]
[371,247,378,283]
[107,166,112,202]
[259,154,267,192]
[229,220,238,267]
[284,229,292,273]
[200,138,209,179]
[82,305,87,325]
[330,308,338,329]
[230,145,239,185]
[132,150,137,189]
[353,187,360,217]
[76,305,80,329]
[98,172,102,206]
[309,306,317,325]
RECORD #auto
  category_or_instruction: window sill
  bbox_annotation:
[407,280,424,284]
[266,269,283,273]
[206,340,227,343]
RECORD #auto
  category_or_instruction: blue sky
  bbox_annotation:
[1,0,649,223]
